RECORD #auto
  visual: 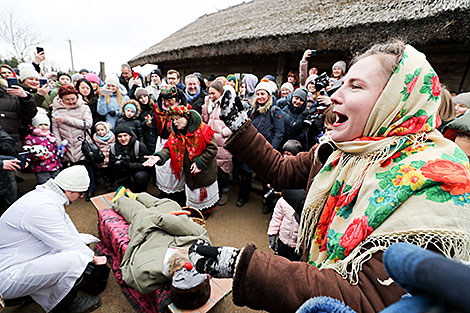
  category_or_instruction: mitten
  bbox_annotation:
[268,235,277,251]
[108,110,116,117]
[219,91,250,132]
[189,239,240,278]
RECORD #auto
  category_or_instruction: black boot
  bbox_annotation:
[63,295,101,313]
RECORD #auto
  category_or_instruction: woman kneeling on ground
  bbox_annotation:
[188,40,470,313]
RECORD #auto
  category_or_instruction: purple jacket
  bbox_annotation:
[24,131,61,173]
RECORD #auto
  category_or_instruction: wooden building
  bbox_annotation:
[129,0,470,92]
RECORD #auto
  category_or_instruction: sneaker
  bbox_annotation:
[236,198,248,207]
[64,295,101,313]
[112,186,126,202]
[218,193,229,206]
[125,189,138,200]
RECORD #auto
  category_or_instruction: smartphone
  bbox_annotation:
[18,152,28,169]
[36,47,44,54]
[39,78,48,87]
[133,72,139,80]
[310,49,317,56]
[7,77,19,88]
[100,87,112,96]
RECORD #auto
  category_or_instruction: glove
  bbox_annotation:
[219,90,250,132]
[108,110,116,117]
[268,235,277,251]
[115,160,129,169]
[189,239,240,278]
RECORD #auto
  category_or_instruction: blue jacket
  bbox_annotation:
[250,98,284,150]
[97,93,130,129]
[281,93,308,149]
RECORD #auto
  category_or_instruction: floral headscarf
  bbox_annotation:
[298,45,470,283]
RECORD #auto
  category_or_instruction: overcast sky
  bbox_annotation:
[1,0,247,76]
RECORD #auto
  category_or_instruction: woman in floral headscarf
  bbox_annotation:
[144,105,219,217]
[187,40,470,313]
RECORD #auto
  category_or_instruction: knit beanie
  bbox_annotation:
[124,102,137,113]
[54,165,90,192]
[292,87,308,102]
[71,73,84,82]
[135,87,148,99]
[150,68,163,79]
[254,81,273,95]
[19,66,40,81]
[85,73,100,85]
[45,72,57,80]
[57,72,71,81]
[305,74,318,87]
[105,74,120,87]
[280,82,294,93]
[453,92,470,109]
[332,61,347,73]
[32,108,50,128]
[282,139,302,156]
[114,124,133,136]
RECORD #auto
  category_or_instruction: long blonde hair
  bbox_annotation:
[438,86,455,122]
[106,87,123,105]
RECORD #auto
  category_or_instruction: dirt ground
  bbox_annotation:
[4,172,271,313]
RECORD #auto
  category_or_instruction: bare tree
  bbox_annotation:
[0,8,43,62]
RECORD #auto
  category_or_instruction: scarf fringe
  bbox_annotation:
[299,133,432,264]
[319,230,470,285]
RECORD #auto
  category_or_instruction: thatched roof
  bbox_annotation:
[129,0,470,66]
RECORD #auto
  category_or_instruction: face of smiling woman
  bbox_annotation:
[330,56,389,142]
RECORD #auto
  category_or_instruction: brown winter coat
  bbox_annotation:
[52,96,93,163]
[224,120,405,313]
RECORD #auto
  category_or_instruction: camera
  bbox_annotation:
[302,105,327,137]
[314,73,330,92]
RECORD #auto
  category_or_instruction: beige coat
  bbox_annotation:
[52,96,93,163]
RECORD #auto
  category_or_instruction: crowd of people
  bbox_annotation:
[0,39,470,313]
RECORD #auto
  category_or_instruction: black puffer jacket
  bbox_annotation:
[0,86,37,152]
[281,94,309,149]
[109,136,148,176]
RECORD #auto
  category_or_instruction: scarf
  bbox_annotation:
[32,128,56,143]
[164,117,214,180]
[152,102,173,139]
[185,87,201,102]
[298,45,470,283]
[96,132,112,141]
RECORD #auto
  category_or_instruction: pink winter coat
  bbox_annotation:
[201,87,233,173]
[93,132,115,168]
[52,96,93,163]
[267,197,299,248]
[23,130,61,173]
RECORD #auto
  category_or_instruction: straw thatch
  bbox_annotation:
[129,0,470,66]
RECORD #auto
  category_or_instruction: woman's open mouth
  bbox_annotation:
[333,112,348,127]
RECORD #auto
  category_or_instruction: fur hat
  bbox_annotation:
[54,165,90,192]
[167,253,211,310]
[280,82,294,93]
[282,139,302,156]
[19,65,40,81]
[135,87,148,99]
[332,61,347,73]
[254,81,273,96]
[453,92,470,109]
[32,108,50,128]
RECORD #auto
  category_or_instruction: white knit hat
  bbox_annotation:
[54,165,90,192]
[105,74,127,95]
[254,81,273,95]
[20,66,40,81]
[280,82,294,93]
[31,109,50,128]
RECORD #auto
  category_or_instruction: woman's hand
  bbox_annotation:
[37,84,50,97]
[92,255,107,265]
[190,163,201,174]
[302,49,313,61]
[54,116,65,123]
[143,155,161,167]
[2,159,20,171]
[317,95,332,106]
[6,86,27,98]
